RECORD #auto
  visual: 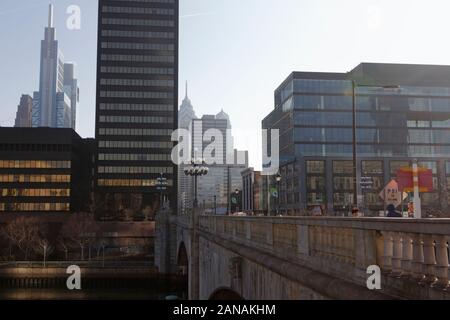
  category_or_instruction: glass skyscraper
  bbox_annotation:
[32,5,79,130]
[95,0,179,220]
[263,63,450,216]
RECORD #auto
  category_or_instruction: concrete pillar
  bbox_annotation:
[411,233,425,282]
[189,207,201,300]
[382,232,393,273]
[433,235,449,289]
[400,234,413,277]
[421,234,437,285]
[391,233,403,276]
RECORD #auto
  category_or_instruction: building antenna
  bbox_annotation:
[48,4,54,28]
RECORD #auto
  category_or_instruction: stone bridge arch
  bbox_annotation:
[209,287,244,300]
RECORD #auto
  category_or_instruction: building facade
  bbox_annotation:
[31,5,79,129]
[263,63,450,216]
[95,0,179,220]
[14,95,33,128]
[191,112,248,213]
[0,128,94,216]
[177,83,197,214]
[241,168,265,214]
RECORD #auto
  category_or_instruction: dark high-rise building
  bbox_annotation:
[14,95,33,128]
[0,128,94,218]
[263,63,450,216]
[95,0,179,219]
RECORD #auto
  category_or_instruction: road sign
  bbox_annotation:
[379,180,406,208]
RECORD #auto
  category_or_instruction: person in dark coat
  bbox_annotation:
[386,204,403,218]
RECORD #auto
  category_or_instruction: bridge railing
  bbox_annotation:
[198,215,450,298]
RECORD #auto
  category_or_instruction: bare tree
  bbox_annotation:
[2,217,41,260]
[56,236,70,261]
[61,212,99,261]
[34,239,54,268]
[0,221,23,259]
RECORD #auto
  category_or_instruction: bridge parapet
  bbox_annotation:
[199,216,450,299]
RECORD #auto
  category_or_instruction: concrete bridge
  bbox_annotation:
[155,209,450,300]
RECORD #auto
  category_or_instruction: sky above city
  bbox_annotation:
[1,0,450,169]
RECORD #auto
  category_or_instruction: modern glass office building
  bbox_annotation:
[263,63,450,216]
[95,0,178,219]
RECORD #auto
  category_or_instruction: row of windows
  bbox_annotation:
[1,189,70,197]
[98,166,173,174]
[101,6,174,15]
[0,203,70,212]
[101,54,174,63]
[101,41,174,51]
[297,144,450,158]
[100,78,174,87]
[100,66,174,75]
[100,91,173,99]
[102,18,175,27]
[99,115,173,123]
[0,160,71,169]
[97,179,173,187]
[0,144,71,152]
[98,140,173,149]
[106,0,175,3]
[99,128,172,136]
[305,160,440,175]
[102,30,174,39]
[0,174,71,183]
[98,153,171,161]
[294,111,450,128]
[288,94,450,113]
[99,103,173,111]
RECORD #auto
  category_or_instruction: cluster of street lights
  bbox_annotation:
[184,159,209,208]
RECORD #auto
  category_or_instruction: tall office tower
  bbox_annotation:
[190,111,248,213]
[63,63,80,130]
[95,0,179,220]
[178,82,197,214]
[32,4,78,129]
[14,95,33,128]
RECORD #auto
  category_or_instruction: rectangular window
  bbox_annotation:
[362,161,383,175]
[390,161,410,175]
[333,161,353,174]
[306,161,325,174]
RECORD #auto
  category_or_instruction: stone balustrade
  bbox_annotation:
[198,215,450,299]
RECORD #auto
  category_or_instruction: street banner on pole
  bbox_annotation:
[379,180,405,208]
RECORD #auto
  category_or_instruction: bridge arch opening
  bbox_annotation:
[209,288,244,301]
[177,242,188,276]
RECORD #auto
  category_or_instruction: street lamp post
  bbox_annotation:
[184,159,209,208]
[214,195,217,215]
[234,189,240,213]
[276,173,282,216]
[351,81,358,210]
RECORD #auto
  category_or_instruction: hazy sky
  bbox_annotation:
[1,0,450,169]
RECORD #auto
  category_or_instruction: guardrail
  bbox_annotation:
[198,215,450,299]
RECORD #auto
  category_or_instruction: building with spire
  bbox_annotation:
[178,82,197,129]
[178,82,197,214]
[31,4,79,129]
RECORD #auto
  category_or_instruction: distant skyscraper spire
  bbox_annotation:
[31,4,78,129]
[185,81,188,99]
[48,4,54,28]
